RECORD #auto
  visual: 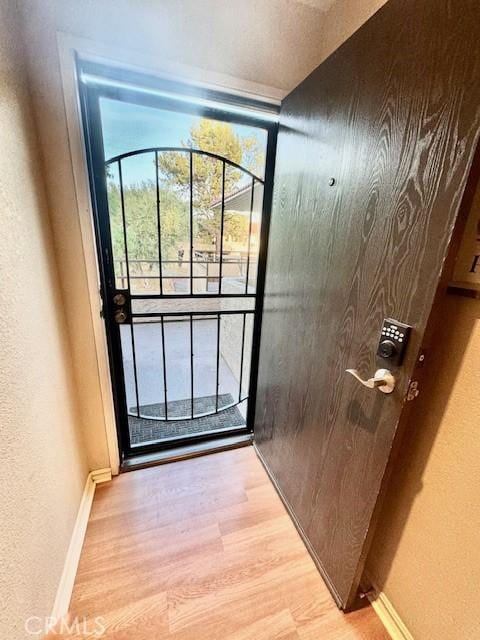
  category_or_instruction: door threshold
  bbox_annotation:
[121,433,253,472]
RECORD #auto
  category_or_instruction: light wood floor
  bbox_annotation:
[67,446,388,639]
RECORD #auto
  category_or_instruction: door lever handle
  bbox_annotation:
[345,368,395,394]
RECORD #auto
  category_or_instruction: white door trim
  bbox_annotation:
[57,34,121,476]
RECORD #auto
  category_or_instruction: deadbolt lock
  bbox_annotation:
[377,318,412,366]
[113,293,126,306]
[111,289,130,323]
[114,309,127,324]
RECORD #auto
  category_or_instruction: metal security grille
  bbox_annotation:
[105,147,264,424]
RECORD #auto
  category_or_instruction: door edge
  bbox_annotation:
[253,442,346,609]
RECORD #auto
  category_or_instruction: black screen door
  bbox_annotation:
[79,62,277,459]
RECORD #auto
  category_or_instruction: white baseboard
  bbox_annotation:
[90,467,113,484]
[365,576,414,640]
[51,468,112,619]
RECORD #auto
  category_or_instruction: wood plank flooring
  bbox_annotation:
[65,447,388,639]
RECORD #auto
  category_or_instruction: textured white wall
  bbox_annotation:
[368,293,480,638]
[28,0,387,95]
[0,4,89,638]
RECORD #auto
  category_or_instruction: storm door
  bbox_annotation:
[79,62,277,458]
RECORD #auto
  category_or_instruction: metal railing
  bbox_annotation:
[125,311,252,422]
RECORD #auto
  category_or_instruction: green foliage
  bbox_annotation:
[224,212,249,244]
[107,180,189,263]
[106,118,264,269]
[158,118,264,244]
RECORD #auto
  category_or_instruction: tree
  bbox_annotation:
[157,118,264,246]
[107,180,189,270]
[223,213,249,244]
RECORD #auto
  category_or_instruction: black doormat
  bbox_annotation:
[128,393,245,444]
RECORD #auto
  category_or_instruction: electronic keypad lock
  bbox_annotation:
[377,318,411,366]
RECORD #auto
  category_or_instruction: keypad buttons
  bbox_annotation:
[377,318,412,365]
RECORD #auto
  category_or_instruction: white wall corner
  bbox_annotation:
[50,468,112,620]
[364,574,414,640]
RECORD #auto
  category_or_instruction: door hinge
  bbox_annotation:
[406,379,420,401]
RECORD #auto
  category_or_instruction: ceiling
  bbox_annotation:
[25,0,386,99]
[295,0,338,11]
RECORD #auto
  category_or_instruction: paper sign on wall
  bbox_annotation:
[452,189,480,291]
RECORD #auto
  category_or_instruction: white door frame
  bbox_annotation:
[56,32,282,472]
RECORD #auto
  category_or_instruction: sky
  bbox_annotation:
[100,97,267,185]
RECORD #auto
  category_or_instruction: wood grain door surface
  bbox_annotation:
[255,0,480,609]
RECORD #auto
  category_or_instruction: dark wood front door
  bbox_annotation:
[254,0,480,609]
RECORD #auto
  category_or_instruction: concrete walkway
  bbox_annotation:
[121,318,248,425]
